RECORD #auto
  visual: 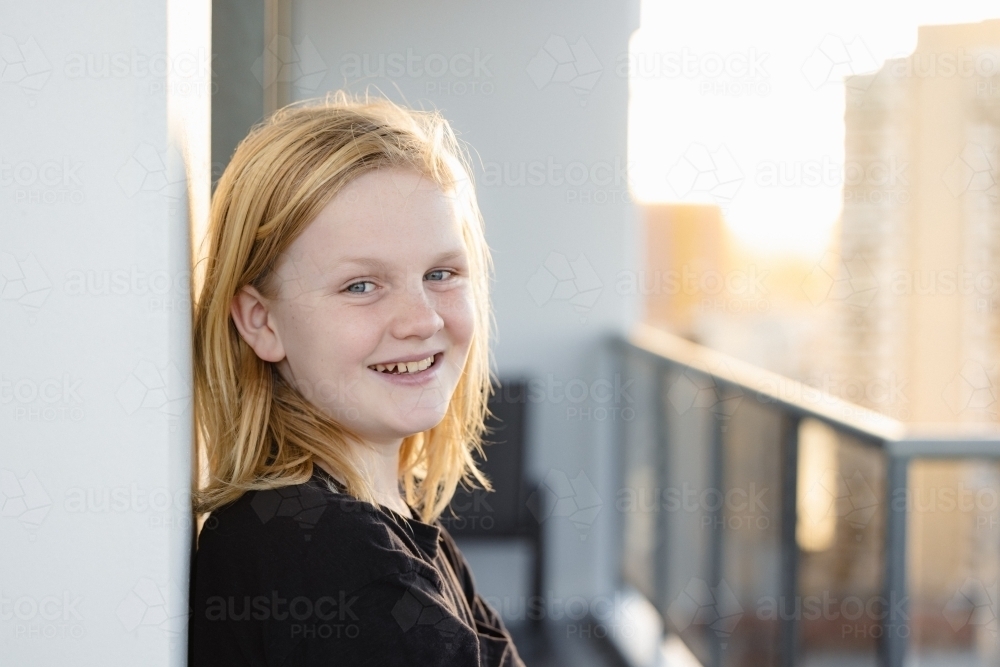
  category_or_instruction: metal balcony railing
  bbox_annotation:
[609,324,1000,667]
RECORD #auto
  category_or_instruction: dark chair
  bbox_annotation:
[443,378,543,627]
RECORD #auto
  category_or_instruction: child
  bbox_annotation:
[188,92,525,666]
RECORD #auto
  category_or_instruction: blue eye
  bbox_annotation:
[426,270,453,281]
[345,281,375,293]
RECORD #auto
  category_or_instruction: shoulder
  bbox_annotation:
[194,475,425,588]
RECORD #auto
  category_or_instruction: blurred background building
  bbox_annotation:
[636,16,1000,667]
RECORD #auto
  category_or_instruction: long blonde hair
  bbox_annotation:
[192,92,495,523]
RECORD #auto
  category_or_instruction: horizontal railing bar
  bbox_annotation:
[889,437,1000,458]
[624,324,906,445]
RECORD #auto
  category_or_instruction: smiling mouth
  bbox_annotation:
[367,353,441,375]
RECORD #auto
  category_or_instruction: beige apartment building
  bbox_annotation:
[839,20,1000,657]
[840,20,1000,426]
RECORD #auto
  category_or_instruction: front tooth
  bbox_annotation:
[406,361,419,373]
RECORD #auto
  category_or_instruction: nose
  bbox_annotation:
[389,279,444,340]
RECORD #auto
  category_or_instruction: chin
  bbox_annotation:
[400,411,449,436]
[382,382,454,421]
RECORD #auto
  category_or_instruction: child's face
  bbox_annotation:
[263,167,475,446]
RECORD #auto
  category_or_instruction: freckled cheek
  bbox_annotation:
[314,315,375,370]
[438,288,476,348]
[287,312,366,372]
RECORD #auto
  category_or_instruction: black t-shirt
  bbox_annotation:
[188,466,525,666]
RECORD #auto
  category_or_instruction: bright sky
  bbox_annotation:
[629,0,1000,258]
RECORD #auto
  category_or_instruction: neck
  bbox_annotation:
[316,437,412,520]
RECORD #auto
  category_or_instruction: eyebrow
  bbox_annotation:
[337,249,467,269]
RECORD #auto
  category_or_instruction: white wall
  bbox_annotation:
[289,0,641,610]
[0,1,208,664]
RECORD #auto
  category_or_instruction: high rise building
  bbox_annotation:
[839,19,1000,425]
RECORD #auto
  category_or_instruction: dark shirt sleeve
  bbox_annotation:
[437,528,525,667]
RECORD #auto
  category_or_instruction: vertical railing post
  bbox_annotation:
[779,414,801,667]
[654,360,672,617]
[611,338,630,599]
[707,380,727,667]
[880,453,909,667]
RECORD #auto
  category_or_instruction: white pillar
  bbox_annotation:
[0,1,208,664]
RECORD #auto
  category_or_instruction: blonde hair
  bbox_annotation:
[192,92,495,523]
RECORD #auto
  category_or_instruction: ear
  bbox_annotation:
[230,285,286,363]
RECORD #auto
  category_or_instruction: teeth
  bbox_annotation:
[371,355,435,374]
